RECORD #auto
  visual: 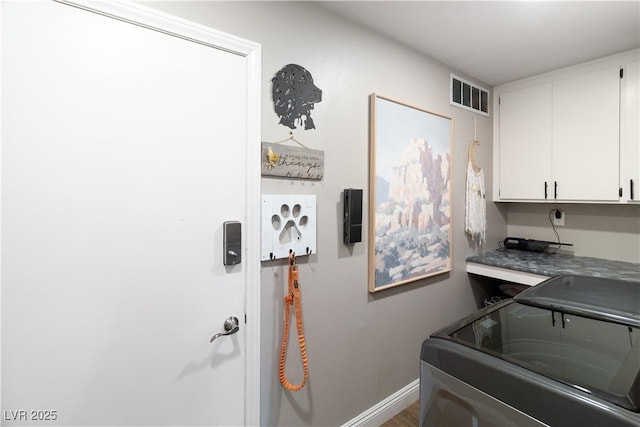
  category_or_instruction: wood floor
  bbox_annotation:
[381,400,419,427]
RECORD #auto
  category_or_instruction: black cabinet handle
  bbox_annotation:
[544,181,548,199]
[554,181,558,199]
[631,179,635,200]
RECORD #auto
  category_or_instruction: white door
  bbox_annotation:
[1,1,260,425]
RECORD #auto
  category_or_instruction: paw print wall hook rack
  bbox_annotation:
[261,194,317,261]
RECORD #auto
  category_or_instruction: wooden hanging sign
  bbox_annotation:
[261,142,324,180]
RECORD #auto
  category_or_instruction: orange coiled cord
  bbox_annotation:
[279,253,309,391]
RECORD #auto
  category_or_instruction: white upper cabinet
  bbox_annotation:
[620,59,639,202]
[494,50,639,203]
[498,83,552,200]
[552,65,620,201]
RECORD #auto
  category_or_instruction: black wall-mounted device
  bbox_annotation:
[343,188,363,244]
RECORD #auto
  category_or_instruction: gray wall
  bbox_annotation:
[145,1,503,426]
[506,203,640,263]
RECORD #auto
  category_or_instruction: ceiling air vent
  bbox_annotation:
[450,74,489,116]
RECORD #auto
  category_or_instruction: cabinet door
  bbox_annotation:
[620,59,639,202]
[552,66,621,201]
[498,83,553,200]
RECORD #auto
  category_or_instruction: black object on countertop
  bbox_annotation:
[504,237,573,252]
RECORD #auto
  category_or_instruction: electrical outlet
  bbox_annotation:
[553,210,565,226]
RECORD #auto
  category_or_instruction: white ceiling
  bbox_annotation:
[317,1,640,87]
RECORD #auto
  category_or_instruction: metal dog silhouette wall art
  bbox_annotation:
[271,64,323,130]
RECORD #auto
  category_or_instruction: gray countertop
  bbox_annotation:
[466,248,640,283]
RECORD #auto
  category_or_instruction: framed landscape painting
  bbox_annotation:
[369,94,453,292]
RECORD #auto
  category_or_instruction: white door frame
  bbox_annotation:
[24,0,262,424]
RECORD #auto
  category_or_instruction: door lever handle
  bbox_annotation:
[210,316,240,343]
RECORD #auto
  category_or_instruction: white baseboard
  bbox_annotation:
[341,379,419,427]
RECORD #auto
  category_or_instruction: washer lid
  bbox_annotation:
[515,275,640,327]
[448,300,640,412]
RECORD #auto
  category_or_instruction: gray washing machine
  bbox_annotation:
[420,275,640,426]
